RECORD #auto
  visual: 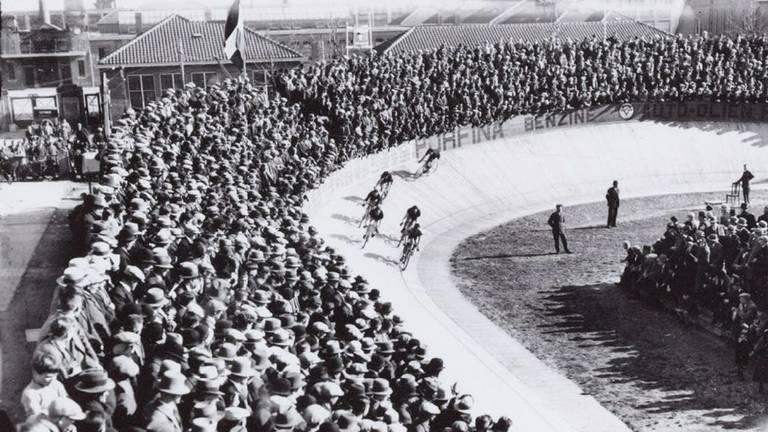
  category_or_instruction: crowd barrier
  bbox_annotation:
[308,101,768,212]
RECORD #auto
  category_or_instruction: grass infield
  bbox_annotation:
[452,190,768,432]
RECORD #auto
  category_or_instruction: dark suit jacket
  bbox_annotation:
[606,186,620,207]
[548,212,565,232]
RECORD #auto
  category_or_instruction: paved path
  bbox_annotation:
[0,181,86,421]
[306,121,768,432]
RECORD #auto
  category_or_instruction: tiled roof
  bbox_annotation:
[379,20,668,56]
[98,14,303,67]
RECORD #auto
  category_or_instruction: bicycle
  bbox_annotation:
[399,240,417,271]
[362,221,379,249]
[418,158,439,177]
[398,217,416,247]
[359,202,373,227]
[378,181,392,200]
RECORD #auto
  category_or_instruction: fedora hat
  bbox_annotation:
[229,357,256,378]
[142,288,168,308]
[153,253,173,269]
[195,378,224,396]
[215,343,238,362]
[269,329,292,347]
[369,378,392,396]
[263,318,282,333]
[56,266,89,287]
[268,377,293,396]
[178,261,200,279]
[273,408,302,429]
[75,369,116,394]
[158,371,190,395]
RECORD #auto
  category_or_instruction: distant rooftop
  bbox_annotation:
[98,14,304,67]
[378,16,669,55]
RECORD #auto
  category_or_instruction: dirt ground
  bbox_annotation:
[451,191,768,432]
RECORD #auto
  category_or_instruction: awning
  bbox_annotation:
[1,51,87,59]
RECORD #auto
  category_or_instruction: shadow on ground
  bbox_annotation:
[539,282,766,429]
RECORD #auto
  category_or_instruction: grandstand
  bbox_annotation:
[6,6,768,432]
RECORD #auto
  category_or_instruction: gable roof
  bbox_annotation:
[378,18,669,56]
[98,14,303,67]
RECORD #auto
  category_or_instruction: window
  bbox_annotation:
[159,73,183,91]
[77,60,86,78]
[190,72,218,88]
[6,63,16,81]
[127,74,156,108]
[23,66,35,86]
[98,47,108,59]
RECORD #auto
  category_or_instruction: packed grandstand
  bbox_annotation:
[15,31,768,432]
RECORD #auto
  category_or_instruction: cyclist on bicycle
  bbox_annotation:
[401,223,423,267]
[360,188,383,227]
[363,204,384,248]
[418,148,441,176]
[376,171,394,198]
[399,205,421,246]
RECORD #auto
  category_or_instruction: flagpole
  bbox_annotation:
[179,39,186,85]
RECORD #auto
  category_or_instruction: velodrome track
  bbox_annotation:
[306,120,768,432]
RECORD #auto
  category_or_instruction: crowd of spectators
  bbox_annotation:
[19,30,768,431]
[0,119,103,181]
[280,33,768,149]
[17,77,513,432]
[620,202,768,389]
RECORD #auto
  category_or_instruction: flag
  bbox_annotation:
[224,0,246,70]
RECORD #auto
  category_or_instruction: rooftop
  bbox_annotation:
[98,14,304,67]
[379,16,669,55]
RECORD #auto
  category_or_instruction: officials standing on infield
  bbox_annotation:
[607,180,620,228]
[548,204,572,254]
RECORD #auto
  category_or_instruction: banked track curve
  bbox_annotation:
[305,120,768,432]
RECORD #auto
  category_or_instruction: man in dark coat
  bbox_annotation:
[734,164,754,205]
[547,204,572,254]
[606,180,620,228]
[739,203,757,230]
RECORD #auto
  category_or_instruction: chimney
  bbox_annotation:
[204,8,212,21]
[39,0,51,25]
[135,12,142,33]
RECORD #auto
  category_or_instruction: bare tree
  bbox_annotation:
[728,4,768,35]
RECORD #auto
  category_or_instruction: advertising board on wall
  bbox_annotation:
[307,101,768,211]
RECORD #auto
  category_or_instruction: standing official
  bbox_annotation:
[734,164,754,205]
[547,204,572,254]
[606,180,620,228]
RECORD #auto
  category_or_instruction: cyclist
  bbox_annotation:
[362,204,384,248]
[376,171,394,199]
[360,188,383,227]
[418,148,440,176]
[400,223,423,268]
[399,205,421,246]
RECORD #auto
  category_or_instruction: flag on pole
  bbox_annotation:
[224,0,246,70]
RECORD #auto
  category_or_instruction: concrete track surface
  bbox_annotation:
[305,121,768,432]
[0,181,86,420]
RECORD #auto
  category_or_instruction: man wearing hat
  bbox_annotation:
[143,372,189,432]
[739,203,757,230]
[72,368,116,432]
[112,266,145,312]
[22,397,86,432]
[220,357,257,412]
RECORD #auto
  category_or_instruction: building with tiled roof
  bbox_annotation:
[98,14,304,67]
[97,14,304,123]
[378,15,669,56]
